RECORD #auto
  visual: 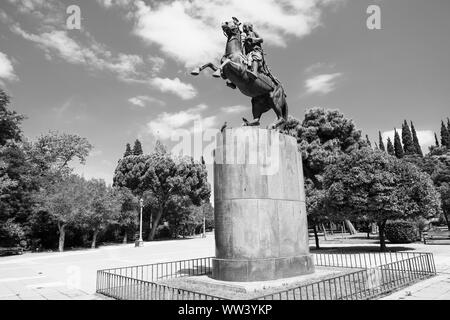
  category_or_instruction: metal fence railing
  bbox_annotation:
[96,252,436,300]
[255,252,435,300]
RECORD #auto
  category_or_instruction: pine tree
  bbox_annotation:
[387,137,395,156]
[401,120,415,155]
[155,140,167,154]
[434,133,440,147]
[394,129,404,158]
[410,121,423,156]
[365,135,372,148]
[378,131,386,152]
[133,139,143,156]
[124,143,132,157]
[441,121,450,148]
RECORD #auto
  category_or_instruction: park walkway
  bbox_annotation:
[0,234,449,300]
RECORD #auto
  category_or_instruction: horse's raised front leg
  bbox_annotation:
[191,63,219,76]
[212,59,231,78]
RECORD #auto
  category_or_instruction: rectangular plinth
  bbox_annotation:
[212,255,314,282]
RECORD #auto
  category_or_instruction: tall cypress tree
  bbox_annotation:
[401,120,415,155]
[365,135,372,148]
[378,131,385,152]
[387,137,395,156]
[124,143,132,157]
[133,139,143,155]
[441,121,450,148]
[410,121,423,156]
[394,129,404,158]
[434,133,440,147]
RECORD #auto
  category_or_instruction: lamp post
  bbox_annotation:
[135,198,144,247]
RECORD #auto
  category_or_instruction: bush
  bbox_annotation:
[385,220,419,244]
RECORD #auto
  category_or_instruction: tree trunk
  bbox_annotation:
[444,210,450,231]
[91,230,99,249]
[378,221,387,252]
[313,224,320,249]
[321,223,328,240]
[58,223,66,253]
[149,208,163,241]
[148,211,153,241]
[123,231,128,244]
[345,220,357,235]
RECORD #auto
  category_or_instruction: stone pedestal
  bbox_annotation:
[213,128,314,282]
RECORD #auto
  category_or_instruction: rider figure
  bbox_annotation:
[243,23,264,80]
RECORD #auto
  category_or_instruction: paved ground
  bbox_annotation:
[0,233,449,300]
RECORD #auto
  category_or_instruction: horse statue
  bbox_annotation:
[191,17,288,130]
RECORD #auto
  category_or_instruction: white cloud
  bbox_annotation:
[305,73,342,94]
[10,25,144,81]
[382,130,435,155]
[131,0,345,67]
[128,95,165,107]
[149,77,197,100]
[0,51,18,82]
[147,104,216,140]
[221,105,249,114]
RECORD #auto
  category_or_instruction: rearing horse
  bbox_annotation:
[191,18,288,130]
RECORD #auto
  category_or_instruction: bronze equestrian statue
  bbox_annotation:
[191,17,288,130]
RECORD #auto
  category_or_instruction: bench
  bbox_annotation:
[0,247,24,257]
[423,230,450,244]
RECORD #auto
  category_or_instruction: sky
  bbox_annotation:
[0,0,449,185]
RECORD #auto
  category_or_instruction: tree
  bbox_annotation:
[401,121,415,155]
[441,121,450,148]
[410,122,423,156]
[113,144,211,240]
[82,179,121,248]
[29,131,92,180]
[0,89,25,145]
[418,149,450,230]
[38,175,89,252]
[378,131,386,152]
[124,143,132,157]
[323,148,441,251]
[115,187,138,243]
[435,133,440,147]
[133,139,143,156]
[394,129,404,158]
[281,108,366,246]
[365,135,372,148]
[387,137,395,156]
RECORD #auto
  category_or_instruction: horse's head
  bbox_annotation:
[222,17,242,38]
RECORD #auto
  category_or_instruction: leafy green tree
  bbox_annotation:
[441,121,450,148]
[124,143,132,157]
[281,108,366,246]
[323,148,441,251]
[113,144,211,240]
[394,129,404,158]
[387,137,395,156]
[133,139,143,156]
[115,187,138,243]
[37,175,89,252]
[29,131,92,181]
[0,89,24,145]
[401,121,415,155]
[365,135,372,148]
[418,149,450,230]
[378,131,385,152]
[81,179,121,248]
[410,122,423,156]
[435,133,440,147]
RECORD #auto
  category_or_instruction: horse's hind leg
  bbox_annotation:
[191,63,219,76]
